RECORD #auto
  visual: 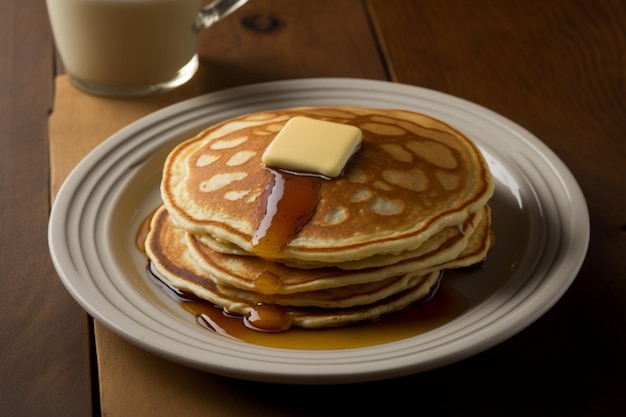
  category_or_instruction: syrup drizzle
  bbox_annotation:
[252,168,322,259]
[252,271,282,295]
[243,304,293,333]
[247,167,324,331]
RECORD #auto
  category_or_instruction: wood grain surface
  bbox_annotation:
[1,0,624,416]
[0,0,93,416]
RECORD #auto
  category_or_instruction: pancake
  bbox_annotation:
[161,107,494,264]
[185,206,490,294]
[147,106,495,331]
[145,205,442,329]
[193,204,488,271]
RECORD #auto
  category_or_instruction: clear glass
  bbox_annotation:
[46,0,248,97]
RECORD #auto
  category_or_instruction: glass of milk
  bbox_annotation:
[46,0,248,97]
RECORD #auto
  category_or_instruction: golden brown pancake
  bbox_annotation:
[147,106,495,331]
[161,107,494,264]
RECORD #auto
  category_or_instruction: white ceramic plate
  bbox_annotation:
[48,78,589,384]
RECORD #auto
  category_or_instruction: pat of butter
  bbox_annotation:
[262,116,362,177]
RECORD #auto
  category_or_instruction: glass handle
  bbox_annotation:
[194,0,248,32]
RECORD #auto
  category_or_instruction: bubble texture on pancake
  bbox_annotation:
[161,107,494,264]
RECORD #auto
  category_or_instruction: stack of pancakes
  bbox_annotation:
[145,106,494,331]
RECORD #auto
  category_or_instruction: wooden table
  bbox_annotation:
[2,0,625,415]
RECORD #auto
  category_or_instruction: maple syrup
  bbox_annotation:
[252,271,282,295]
[243,303,293,332]
[252,167,322,258]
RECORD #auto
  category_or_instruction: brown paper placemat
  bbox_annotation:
[48,75,296,417]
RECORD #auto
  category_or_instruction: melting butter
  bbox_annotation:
[262,116,362,177]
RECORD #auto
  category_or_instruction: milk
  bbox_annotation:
[47,0,201,89]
